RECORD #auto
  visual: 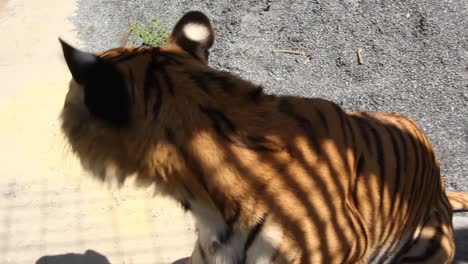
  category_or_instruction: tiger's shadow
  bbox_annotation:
[35,250,111,264]
[33,223,467,263]
[35,249,188,264]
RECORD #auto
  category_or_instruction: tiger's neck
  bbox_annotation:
[134,65,279,253]
[137,62,274,205]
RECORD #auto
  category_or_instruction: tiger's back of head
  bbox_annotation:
[60,11,222,189]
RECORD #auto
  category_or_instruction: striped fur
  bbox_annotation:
[59,11,468,264]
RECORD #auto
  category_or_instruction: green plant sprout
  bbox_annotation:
[128,17,170,46]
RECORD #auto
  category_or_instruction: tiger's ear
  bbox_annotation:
[59,38,99,84]
[59,39,130,128]
[168,11,214,64]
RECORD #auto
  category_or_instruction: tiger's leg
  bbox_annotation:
[394,199,455,264]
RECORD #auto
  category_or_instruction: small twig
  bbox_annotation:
[120,28,133,47]
[302,53,314,64]
[274,49,315,64]
[357,48,364,65]
[273,49,306,56]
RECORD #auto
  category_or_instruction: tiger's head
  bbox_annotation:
[59,11,217,189]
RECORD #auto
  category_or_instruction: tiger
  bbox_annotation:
[59,11,468,264]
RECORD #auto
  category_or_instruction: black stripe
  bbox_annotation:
[397,124,408,206]
[165,128,210,198]
[352,115,380,241]
[191,71,237,94]
[330,103,348,145]
[153,72,163,120]
[128,69,135,104]
[165,128,230,229]
[278,99,321,153]
[387,126,402,214]
[377,125,403,263]
[353,116,372,154]
[167,131,230,224]
[218,205,241,243]
[371,124,391,249]
[200,105,282,152]
[348,118,361,206]
[179,199,191,211]
[329,103,357,183]
[165,129,197,212]
[361,116,385,180]
[353,155,365,209]
[391,126,430,260]
[182,181,195,199]
[399,215,443,262]
[164,127,175,142]
[361,116,386,209]
[412,129,427,198]
[393,210,434,261]
[394,238,417,261]
[406,126,421,209]
[316,108,329,133]
[191,74,211,94]
[243,136,284,152]
[155,65,174,95]
[158,52,185,65]
[365,118,388,248]
[143,61,155,115]
[200,105,236,132]
[242,214,268,263]
[214,73,236,93]
[198,241,207,262]
[248,86,264,102]
[347,118,357,156]
[418,134,429,202]
[393,122,411,236]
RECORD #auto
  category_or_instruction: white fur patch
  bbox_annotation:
[104,161,121,189]
[183,23,210,42]
[245,223,283,264]
[367,232,412,264]
[189,200,284,264]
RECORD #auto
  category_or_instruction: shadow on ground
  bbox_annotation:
[35,250,189,264]
[34,225,468,263]
[36,250,111,264]
[455,227,468,262]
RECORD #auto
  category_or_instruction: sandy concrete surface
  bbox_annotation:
[0,0,467,263]
[0,1,194,264]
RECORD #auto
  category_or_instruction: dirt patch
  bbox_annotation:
[0,0,9,11]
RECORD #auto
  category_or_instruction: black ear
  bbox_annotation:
[59,38,98,84]
[59,39,130,128]
[169,11,214,64]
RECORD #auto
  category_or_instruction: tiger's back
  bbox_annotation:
[346,112,455,263]
[58,11,467,264]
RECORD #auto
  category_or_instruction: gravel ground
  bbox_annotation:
[74,0,467,191]
[72,0,467,261]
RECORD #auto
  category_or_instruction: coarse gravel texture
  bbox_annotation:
[74,0,468,192]
[72,0,468,261]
